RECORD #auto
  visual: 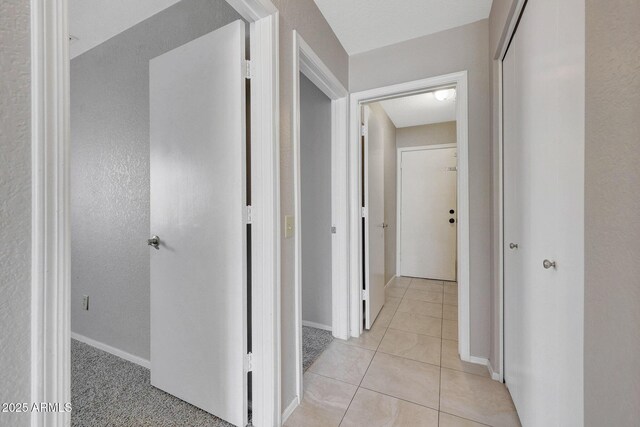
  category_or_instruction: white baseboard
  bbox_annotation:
[384,275,397,289]
[281,397,299,423]
[71,332,150,369]
[467,355,502,382]
[301,320,332,332]
[487,359,501,381]
[467,355,488,366]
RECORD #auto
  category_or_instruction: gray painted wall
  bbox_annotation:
[299,74,332,328]
[367,103,397,284]
[70,0,243,360]
[396,122,457,149]
[350,20,492,359]
[585,1,640,424]
[0,1,31,426]
[272,0,349,408]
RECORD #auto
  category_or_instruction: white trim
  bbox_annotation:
[31,1,281,426]
[31,0,71,426]
[395,144,457,278]
[494,0,528,385]
[301,320,332,332]
[384,275,396,289]
[248,10,282,427]
[70,333,150,369]
[488,359,501,381]
[292,30,350,406]
[348,73,471,365]
[281,397,299,424]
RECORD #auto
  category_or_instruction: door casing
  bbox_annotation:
[348,72,473,363]
[289,30,349,421]
[29,1,281,426]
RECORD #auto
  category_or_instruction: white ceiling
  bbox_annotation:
[69,0,182,58]
[313,0,493,55]
[378,91,456,128]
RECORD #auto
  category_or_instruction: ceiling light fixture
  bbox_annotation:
[434,88,456,101]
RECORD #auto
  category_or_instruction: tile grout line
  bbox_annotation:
[338,279,404,426]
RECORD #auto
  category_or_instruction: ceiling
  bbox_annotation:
[69,0,182,58]
[378,90,456,128]
[313,0,493,55]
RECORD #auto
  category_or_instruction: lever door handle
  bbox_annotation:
[509,243,518,249]
[148,235,160,250]
[543,259,556,269]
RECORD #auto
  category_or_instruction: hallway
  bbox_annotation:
[285,277,521,426]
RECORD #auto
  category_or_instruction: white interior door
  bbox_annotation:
[503,0,584,424]
[363,105,385,329]
[399,147,457,281]
[149,21,248,427]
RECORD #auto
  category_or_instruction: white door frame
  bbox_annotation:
[348,72,472,362]
[291,30,349,409]
[493,0,528,384]
[396,143,458,279]
[30,1,281,426]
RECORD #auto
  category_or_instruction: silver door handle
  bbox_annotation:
[509,243,518,249]
[543,259,556,269]
[148,235,160,250]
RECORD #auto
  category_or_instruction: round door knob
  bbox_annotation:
[449,218,455,224]
[148,235,160,250]
[543,259,556,269]
[449,209,455,214]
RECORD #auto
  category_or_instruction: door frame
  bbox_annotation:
[396,143,458,279]
[290,30,349,412]
[348,72,473,362]
[30,0,281,426]
[493,0,529,384]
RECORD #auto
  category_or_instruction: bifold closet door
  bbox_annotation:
[503,0,585,425]
[149,20,248,427]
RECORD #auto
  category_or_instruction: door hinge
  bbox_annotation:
[361,207,367,218]
[245,205,253,224]
[361,289,369,301]
[244,60,253,79]
[360,125,367,136]
[244,352,254,372]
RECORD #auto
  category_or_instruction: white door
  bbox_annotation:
[503,0,584,425]
[399,147,457,281]
[149,21,248,427]
[363,105,385,328]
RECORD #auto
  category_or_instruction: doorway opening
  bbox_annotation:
[287,31,349,419]
[349,72,474,363]
[32,0,279,426]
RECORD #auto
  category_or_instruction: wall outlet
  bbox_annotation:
[82,295,89,311]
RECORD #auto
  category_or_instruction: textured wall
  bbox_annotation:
[585,1,640,424]
[271,0,349,408]
[70,0,242,360]
[350,20,492,359]
[396,122,457,149]
[300,74,332,328]
[368,103,397,284]
[0,0,31,426]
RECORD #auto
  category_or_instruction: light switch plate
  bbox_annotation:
[284,215,294,239]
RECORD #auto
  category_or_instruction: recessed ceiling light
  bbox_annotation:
[434,89,456,101]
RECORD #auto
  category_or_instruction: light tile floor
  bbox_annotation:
[286,277,521,427]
